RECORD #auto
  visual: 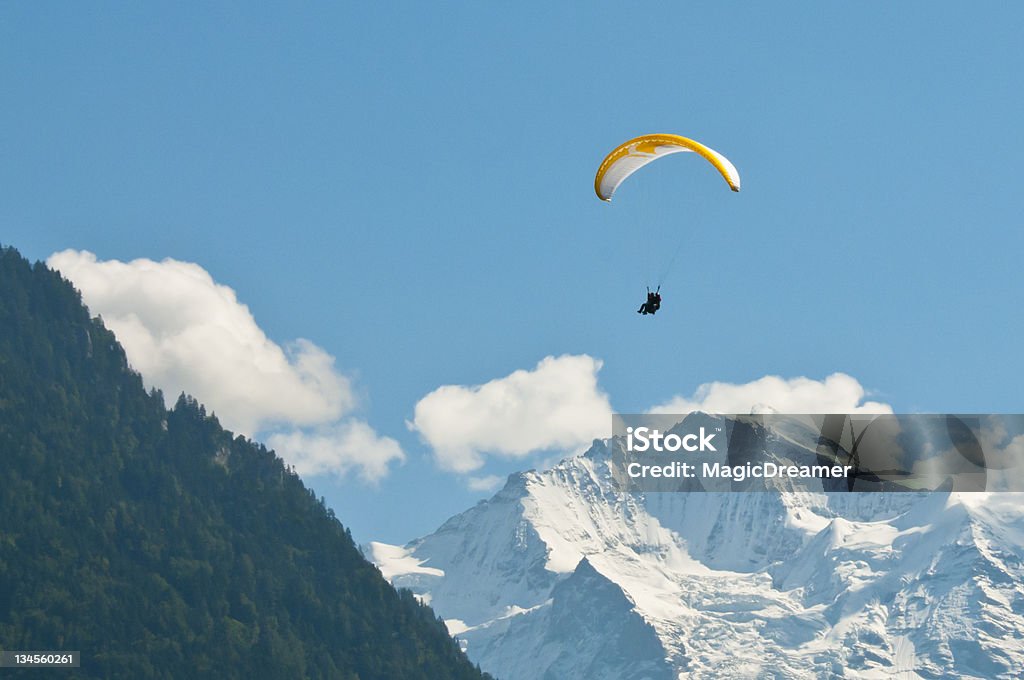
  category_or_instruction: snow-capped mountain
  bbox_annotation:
[370,422,1024,679]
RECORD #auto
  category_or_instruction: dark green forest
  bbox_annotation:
[0,246,491,679]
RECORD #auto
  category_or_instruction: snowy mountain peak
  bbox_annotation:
[373,434,1024,679]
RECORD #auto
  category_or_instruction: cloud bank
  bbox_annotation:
[410,354,612,473]
[411,357,891,477]
[48,250,402,482]
[267,421,404,484]
[650,373,892,415]
[49,249,893,486]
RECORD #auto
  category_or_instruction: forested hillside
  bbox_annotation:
[0,245,490,679]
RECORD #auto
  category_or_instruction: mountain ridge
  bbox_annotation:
[373,426,1024,678]
[0,245,491,679]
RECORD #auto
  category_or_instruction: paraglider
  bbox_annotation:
[594,133,739,316]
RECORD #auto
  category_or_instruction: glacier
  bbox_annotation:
[370,425,1024,679]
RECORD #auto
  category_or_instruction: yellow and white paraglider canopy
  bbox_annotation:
[594,133,740,202]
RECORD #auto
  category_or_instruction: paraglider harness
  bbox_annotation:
[638,286,661,315]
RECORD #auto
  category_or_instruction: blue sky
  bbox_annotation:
[3,3,1023,543]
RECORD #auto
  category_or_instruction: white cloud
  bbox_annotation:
[650,373,892,415]
[466,475,504,492]
[48,249,352,434]
[267,422,405,484]
[410,354,612,473]
[48,249,403,483]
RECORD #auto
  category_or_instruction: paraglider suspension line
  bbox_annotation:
[655,238,687,287]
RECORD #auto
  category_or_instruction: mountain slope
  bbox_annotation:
[373,437,1024,679]
[0,246,490,679]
